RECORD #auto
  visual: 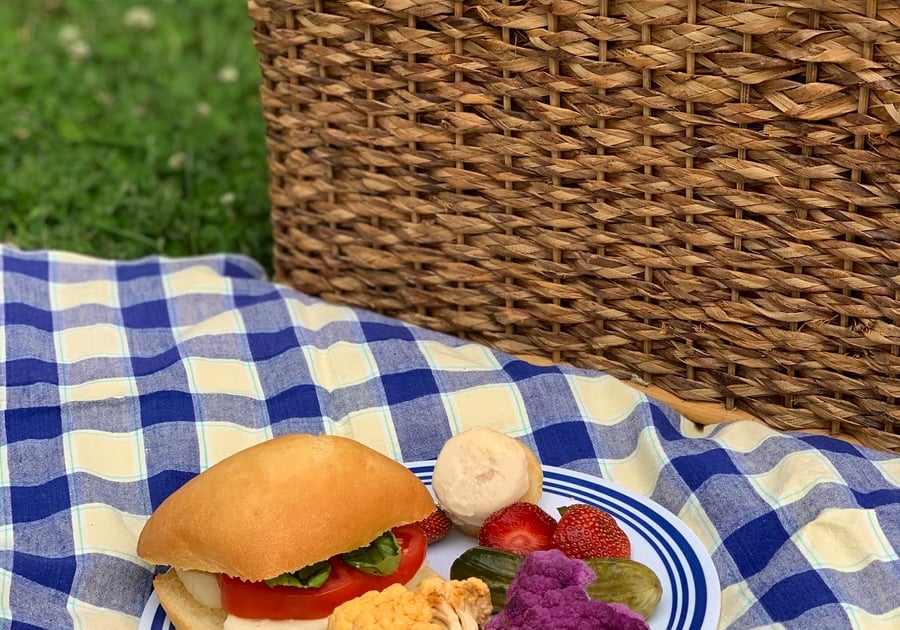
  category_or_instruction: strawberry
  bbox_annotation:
[551,503,631,559]
[477,502,557,555]
[415,507,453,544]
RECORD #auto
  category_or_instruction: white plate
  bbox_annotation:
[139,463,721,630]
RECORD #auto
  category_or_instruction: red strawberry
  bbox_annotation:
[551,504,631,559]
[478,502,557,555]
[415,507,453,544]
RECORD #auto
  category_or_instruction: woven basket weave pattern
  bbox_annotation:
[249,0,900,452]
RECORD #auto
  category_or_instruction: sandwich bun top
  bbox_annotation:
[137,434,435,582]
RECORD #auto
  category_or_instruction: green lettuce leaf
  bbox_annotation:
[341,531,401,576]
[264,560,332,588]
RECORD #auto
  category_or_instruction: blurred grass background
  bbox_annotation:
[0,0,273,272]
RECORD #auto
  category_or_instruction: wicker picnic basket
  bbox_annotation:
[247,0,900,453]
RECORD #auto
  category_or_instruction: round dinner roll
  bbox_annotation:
[431,426,543,537]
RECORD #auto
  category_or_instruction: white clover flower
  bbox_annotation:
[58,25,81,44]
[67,40,92,61]
[167,152,186,171]
[219,192,237,205]
[95,91,114,107]
[124,6,156,31]
[217,65,240,83]
[195,101,212,118]
[17,24,35,43]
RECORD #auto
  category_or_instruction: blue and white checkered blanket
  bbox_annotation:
[1,244,898,629]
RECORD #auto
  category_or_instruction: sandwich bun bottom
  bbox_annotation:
[153,569,227,630]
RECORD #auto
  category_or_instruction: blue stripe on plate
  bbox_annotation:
[151,598,169,630]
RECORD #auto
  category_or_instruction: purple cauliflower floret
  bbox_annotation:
[485,549,650,630]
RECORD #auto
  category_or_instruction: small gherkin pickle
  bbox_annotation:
[450,546,663,619]
[584,556,663,620]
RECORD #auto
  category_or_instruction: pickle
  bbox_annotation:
[449,546,663,619]
[583,556,663,620]
[450,546,523,612]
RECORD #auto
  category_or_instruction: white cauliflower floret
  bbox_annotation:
[416,577,493,630]
[327,577,492,630]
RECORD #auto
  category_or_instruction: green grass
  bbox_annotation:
[0,0,273,272]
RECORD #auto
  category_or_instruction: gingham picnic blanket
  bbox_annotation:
[1,244,898,630]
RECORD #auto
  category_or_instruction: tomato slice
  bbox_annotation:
[218,524,427,620]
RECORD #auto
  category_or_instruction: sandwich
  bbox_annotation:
[137,433,437,629]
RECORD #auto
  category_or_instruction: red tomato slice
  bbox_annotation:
[218,524,427,620]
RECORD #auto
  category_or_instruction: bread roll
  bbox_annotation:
[137,433,435,582]
[431,426,543,537]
